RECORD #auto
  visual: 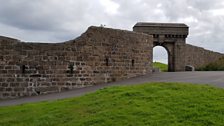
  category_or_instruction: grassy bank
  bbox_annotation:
[153,62,168,72]
[0,83,224,126]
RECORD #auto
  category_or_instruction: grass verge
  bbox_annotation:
[0,82,224,126]
[153,62,168,72]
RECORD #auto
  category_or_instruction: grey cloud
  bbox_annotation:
[0,0,61,31]
[187,0,222,11]
[0,0,223,56]
[0,0,104,32]
[0,0,108,41]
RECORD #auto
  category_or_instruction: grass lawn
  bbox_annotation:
[153,62,168,72]
[0,82,224,126]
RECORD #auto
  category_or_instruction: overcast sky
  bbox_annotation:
[0,0,224,63]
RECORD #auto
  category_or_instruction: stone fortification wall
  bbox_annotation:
[0,26,153,99]
[185,44,224,69]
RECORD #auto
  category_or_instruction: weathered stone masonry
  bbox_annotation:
[0,26,153,99]
[133,22,224,71]
[185,44,224,69]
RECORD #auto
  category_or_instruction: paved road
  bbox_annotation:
[0,71,224,106]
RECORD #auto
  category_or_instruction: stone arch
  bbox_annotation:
[153,42,174,72]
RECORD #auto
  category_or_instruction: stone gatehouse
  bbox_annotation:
[133,22,224,71]
[0,23,224,99]
[133,22,188,71]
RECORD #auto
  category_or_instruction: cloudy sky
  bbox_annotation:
[0,0,224,63]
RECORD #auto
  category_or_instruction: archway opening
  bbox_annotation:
[153,46,168,72]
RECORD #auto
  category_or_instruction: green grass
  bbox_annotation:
[197,57,224,71]
[153,62,168,72]
[0,82,224,126]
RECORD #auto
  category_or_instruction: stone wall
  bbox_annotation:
[185,44,224,69]
[0,26,153,99]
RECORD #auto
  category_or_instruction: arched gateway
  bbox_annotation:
[133,22,189,72]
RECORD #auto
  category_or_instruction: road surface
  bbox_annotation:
[0,71,224,106]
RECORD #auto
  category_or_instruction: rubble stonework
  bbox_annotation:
[0,26,153,99]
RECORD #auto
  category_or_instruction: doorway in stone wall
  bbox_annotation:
[153,46,168,72]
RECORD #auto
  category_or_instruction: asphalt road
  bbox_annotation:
[0,71,224,106]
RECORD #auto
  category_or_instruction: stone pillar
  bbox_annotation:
[173,38,186,71]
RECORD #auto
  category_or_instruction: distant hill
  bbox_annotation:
[153,62,168,72]
[197,57,224,71]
